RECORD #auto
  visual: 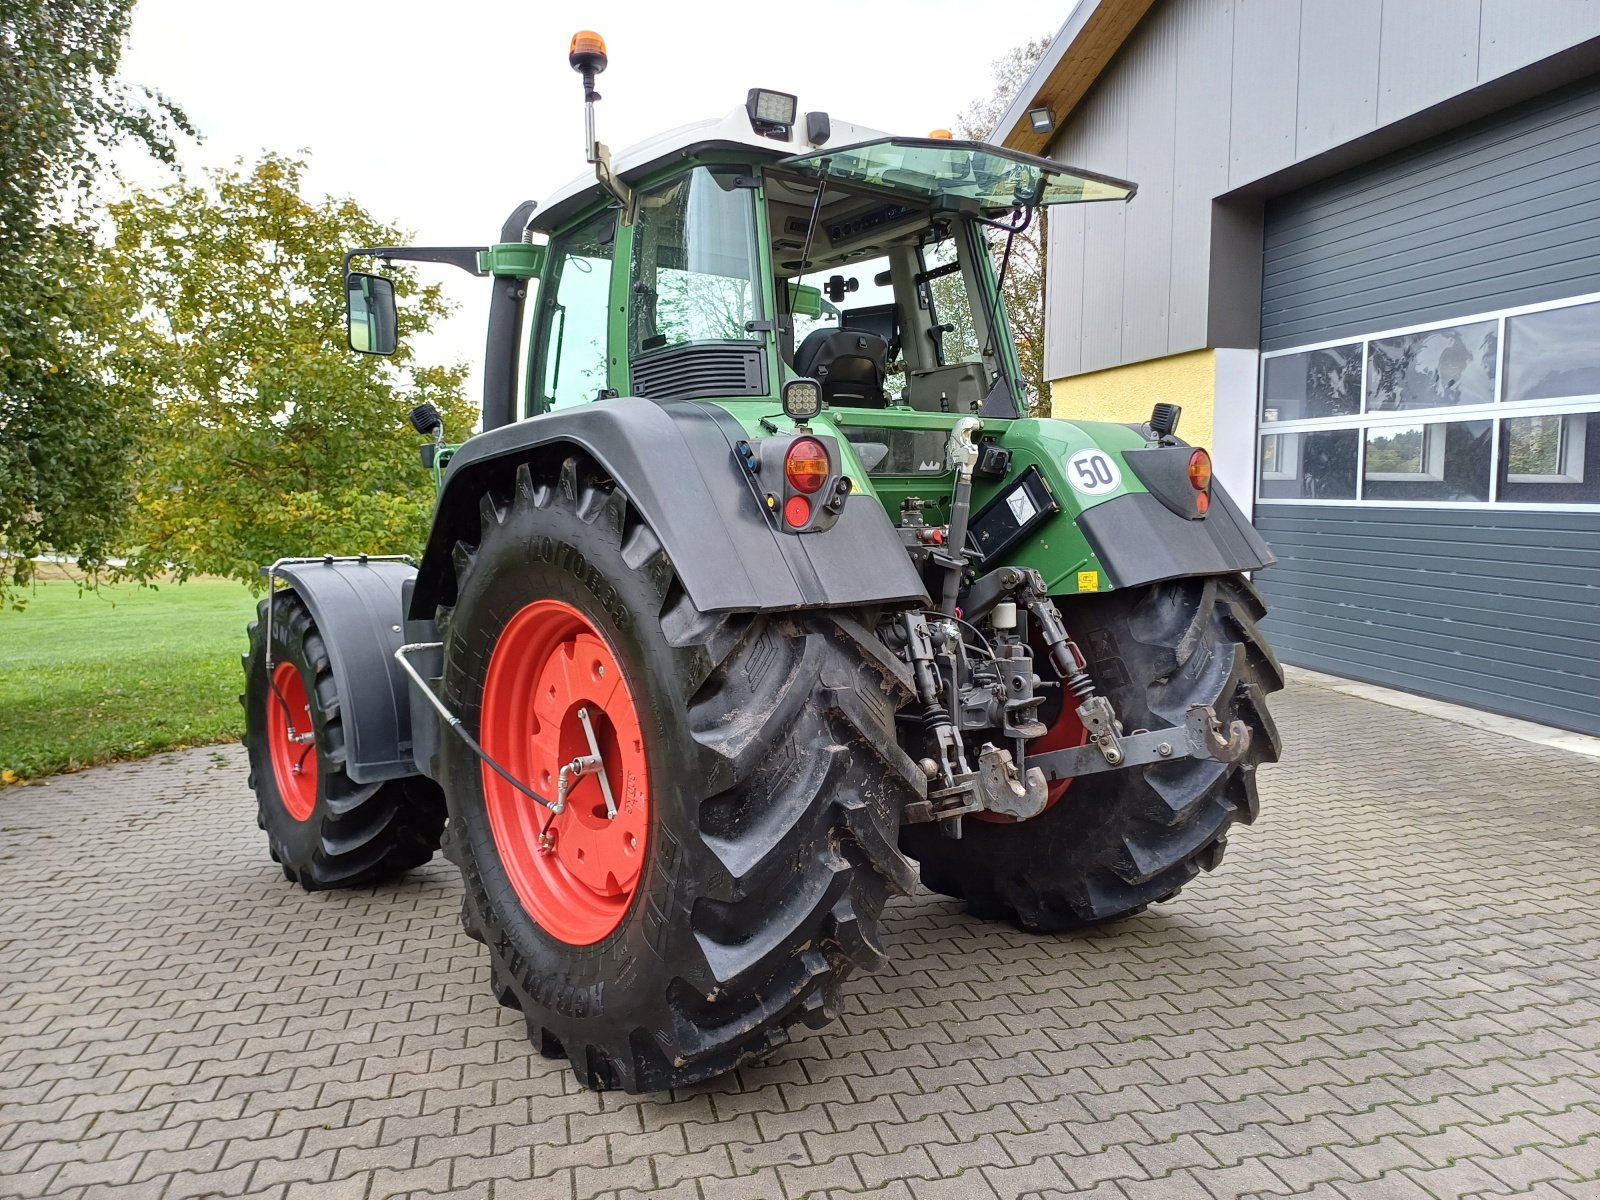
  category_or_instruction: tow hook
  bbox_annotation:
[975,744,1050,821]
[1186,705,1250,763]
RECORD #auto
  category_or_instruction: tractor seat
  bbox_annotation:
[793,328,889,407]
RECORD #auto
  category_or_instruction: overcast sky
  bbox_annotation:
[119,0,1060,399]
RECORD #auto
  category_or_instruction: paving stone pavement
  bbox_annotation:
[3,675,1600,1200]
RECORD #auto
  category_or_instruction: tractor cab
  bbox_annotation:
[519,99,1133,425]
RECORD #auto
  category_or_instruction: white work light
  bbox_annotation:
[746,88,798,136]
[1027,107,1055,135]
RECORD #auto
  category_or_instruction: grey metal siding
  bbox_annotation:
[1042,0,1600,379]
[1262,78,1600,349]
[1255,505,1600,735]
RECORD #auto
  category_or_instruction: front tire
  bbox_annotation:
[243,593,446,889]
[437,455,921,1093]
[901,575,1283,930]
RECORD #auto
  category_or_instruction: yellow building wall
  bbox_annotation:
[1049,349,1217,445]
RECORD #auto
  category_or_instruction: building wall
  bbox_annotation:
[1262,77,1600,351]
[1043,0,1600,384]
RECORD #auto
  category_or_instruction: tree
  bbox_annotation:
[0,0,191,597]
[105,153,474,586]
[953,34,1052,413]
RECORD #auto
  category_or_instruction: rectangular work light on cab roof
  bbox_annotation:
[747,88,798,137]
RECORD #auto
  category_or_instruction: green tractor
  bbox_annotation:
[243,34,1283,1094]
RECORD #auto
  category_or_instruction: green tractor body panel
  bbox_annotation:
[710,403,1155,596]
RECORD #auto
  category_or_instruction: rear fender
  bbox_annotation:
[408,396,930,621]
[972,418,1274,593]
[271,559,416,784]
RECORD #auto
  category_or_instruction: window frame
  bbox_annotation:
[1257,289,1600,512]
[1505,412,1588,484]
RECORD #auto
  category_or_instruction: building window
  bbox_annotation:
[1365,322,1496,411]
[1258,292,1600,509]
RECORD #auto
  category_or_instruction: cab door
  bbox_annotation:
[525,206,619,416]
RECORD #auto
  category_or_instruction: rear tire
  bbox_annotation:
[900,575,1282,930]
[437,454,921,1093]
[243,593,446,889]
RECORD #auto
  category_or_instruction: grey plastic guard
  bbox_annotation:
[271,558,417,784]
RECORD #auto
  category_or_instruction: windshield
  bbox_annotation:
[781,137,1135,213]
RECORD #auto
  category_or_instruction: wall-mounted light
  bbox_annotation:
[1027,106,1055,135]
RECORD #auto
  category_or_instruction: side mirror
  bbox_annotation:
[346,272,397,355]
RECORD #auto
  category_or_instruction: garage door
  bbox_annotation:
[1253,77,1600,736]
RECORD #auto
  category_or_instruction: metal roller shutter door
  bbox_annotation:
[1255,79,1600,736]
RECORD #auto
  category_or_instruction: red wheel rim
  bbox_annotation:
[267,660,319,821]
[480,599,649,946]
[971,690,1087,825]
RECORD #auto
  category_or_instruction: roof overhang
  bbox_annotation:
[990,0,1159,155]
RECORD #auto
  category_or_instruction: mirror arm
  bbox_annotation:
[344,246,488,278]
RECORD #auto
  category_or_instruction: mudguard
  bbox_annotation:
[273,559,416,784]
[408,396,930,620]
[1076,483,1274,590]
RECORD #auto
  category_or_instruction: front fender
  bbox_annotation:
[272,559,415,784]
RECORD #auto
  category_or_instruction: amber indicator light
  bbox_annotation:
[785,437,830,494]
[1188,449,1212,491]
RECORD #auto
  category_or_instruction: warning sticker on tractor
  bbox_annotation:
[1065,448,1122,495]
[1077,570,1101,592]
[1006,489,1038,525]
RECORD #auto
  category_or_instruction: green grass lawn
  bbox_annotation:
[1,578,259,781]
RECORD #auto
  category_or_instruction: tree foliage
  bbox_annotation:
[105,153,473,587]
[0,0,191,596]
[954,34,1052,413]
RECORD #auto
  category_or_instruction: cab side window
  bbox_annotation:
[530,208,616,414]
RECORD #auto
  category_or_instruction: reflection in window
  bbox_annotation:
[1257,429,1359,499]
[1505,300,1600,403]
[630,167,759,355]
[1365,322,1496,411]
[1261,345,1362,422]
[1365,425,1438,479]
[1363,420,1491,502]
[1499,412,1598,504]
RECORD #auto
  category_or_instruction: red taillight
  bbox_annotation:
[1196,490,1210,515]
[1188,449,1212,490]
[784,495,811,527]
[785,437,829,494]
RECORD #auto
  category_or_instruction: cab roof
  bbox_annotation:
[533,107,891,233]
[532,106,1136,233]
